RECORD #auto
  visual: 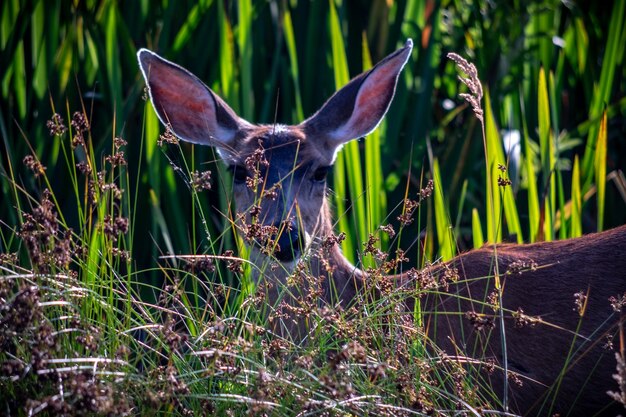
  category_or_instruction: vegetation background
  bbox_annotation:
[1,0,625,415]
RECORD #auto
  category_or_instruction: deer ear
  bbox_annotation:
[137,49,250,149]
[301,40,412,156]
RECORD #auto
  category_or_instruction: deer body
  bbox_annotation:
[138,41,625,416]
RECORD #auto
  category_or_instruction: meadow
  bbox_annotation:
[1,0,625,415]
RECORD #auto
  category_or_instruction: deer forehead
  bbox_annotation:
[232,124,332,169]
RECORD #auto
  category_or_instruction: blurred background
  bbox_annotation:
[2,0,625,275]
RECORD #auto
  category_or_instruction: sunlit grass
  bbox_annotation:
[1,0,625,415]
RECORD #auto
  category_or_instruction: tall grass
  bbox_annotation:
[1,0,625,415]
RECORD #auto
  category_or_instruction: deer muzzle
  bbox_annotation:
[273,223,304,262]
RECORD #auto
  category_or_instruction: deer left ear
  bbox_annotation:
[301,39,412,154]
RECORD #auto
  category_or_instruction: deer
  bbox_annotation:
[137,40,626,416]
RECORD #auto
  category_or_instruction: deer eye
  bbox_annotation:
[312,166,330,183]
[229,165,249,184]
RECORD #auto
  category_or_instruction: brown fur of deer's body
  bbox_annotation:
[412,226,626,416]
[138,40,625,416]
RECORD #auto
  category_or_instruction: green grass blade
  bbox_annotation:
[104,2,122,122]
[361,35,386,249]
[237,0,253,120]
[485,92,522,243]
[521,97,540,243]
[471,208,484,249]
[483,91,501,243]
[582,0,625,183]
[570,155,582,237]
[283,9,304,122]
[329,0,367,263]
[218,0,237,108]
[537,66,554,240]
[594,110,607,231]
[30,0,47,99]
[432,158,454,260]
[172,0,213,54]
[454,179,468,236]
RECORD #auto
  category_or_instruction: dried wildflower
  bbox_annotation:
[506,259,538,275]
[46,113,67,136]
[72,133,85,149]
[103,215,129,243]
[484,358,496,374]
[87,180,97,205]
[1,359,25,377]
[363,234,384,260]
[607,353,626,406]
[438,264,459,291]
[322,232,346,251]
[397,180,433,226]
[97,170,123,199]
[245,144,269,171]
[406,267,438,292]
[267,338,290,359]
[114,136,127,149]
[508,371,524,387]
[0,286,40,337]
[395,248,409,263]
[263,183,281,200]
[295,354,313,370]
[106,151,127,167]
[488,290,500,310]
[513,307,540,328]
[161,318,188,352]
[116,344,130,359]
[603,334,615,351]
[379,224,396,238]
[609,292,626,312]
[183,255,215,273]
[76,327,100,351]
[17,190,74,272]
[70,114,88,148]
[244,143,269,190]
[76,161,92,175]
[447,53,484,122]
[23,155,46,177]
[331,340,367,368]
[111,247,131,261]
[249,204,261,220]
[420,179,434,199]
[397,198,418,226]
[378,248,410,273]
[465,311,495,332]
[223,250,243,273]
[498,175,512,187]
[71,111,90,132]
[158,124,179,146]
[0,252,18,266]
[52,231,73,269]
[190,170,212,191]
[367,363,387,382]
[573,290,587,316]
[241,218,279,257]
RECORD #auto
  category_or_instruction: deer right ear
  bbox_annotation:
[300,39,412,160]
[137,49,250,150]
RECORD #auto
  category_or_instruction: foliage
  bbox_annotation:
[1,0,625,415]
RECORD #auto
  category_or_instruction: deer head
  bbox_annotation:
[137,40,412,268]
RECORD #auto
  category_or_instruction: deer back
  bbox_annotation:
[420,225,626,415]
